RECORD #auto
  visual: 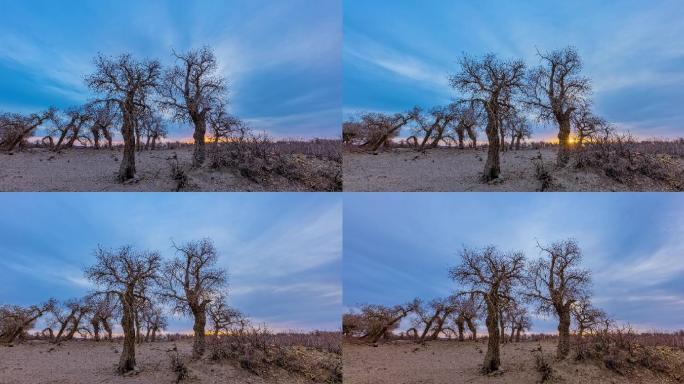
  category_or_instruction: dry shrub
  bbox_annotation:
[573,327,684,379]
[574,134,683,190]
[208,327,342,383]
[209,135,341,191]
[168,153,188,191]
[532,152,553,191]
[168,347,189,383]
[534,348,553,383]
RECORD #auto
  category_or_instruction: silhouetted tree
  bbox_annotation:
[86,53,161,181]
[450,246,525,373]
[525,47,591,164]
[207,293,246,337]
[85,245,161,374]
[88,103,118,150]
[159,47,226,167]
[572,299,607,338]
[525,239,591,358]
[0,108,56,151]
[159,238,227,358]
[0,299,55,344]
[450,54,525,180]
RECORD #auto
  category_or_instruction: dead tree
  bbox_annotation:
[208,105,246,148]
[85,245,161,374]
[0,300,55,344]
[140,304,167,342]
[88,294,117,341]
[0,108,56,151]
[88,103,118,150]
[207,293,246,337]
[572,104,610,146]
[572,299,606,338]
[47,298,91,343]
[50,107,92,151]
[159,47,226,166]
[453,103,479,149]
[159,238,227,359]
[509,305,531,342]
[525,239,591,359]
[359,108,420,151]
[450,54,525,181]
[450,246,525,374]
[86,54,160,181]
[410,105,459,150]
[359,300,418,343]
[525,47,591,165]
[507,114,532,150]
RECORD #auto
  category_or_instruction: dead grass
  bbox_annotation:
[207,328,342,383]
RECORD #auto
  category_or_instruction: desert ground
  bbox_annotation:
[0,147,340,192]
[343,147,684,192]
[0,340,327,384]
[342,340,684,384]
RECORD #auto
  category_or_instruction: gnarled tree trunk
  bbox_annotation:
[557,116,572,166]
[118,292,137,374]
[557,308,571,358]
[191,307,207,358]
[192,115,207,167]
[482,297,501,373]
[483,110,501,181]
[119,107,136,181]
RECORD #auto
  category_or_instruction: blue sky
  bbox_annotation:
[0,193,342,332]
[344,0,684,141]
[0,0,341,139]
[344,193,684,333]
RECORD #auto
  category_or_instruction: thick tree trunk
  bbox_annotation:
[482,299,501,373]
[515,136,521,150]
[557,117,572,166]
[151,328,157,342]
[93,130,101,149]
[192,116,207,167]
[509,326,515,342]
[515,327,522,342]
[483,112,501,181]
[54,130,69,151]
[92,320,100,341]
[144,328,151,342]
[456,318,465,341]
[103,321,113,341]
[119,109,136,181]
[499,125,506,153]
[466,318,477,340]
[498,309,506,344]
[135,313,142,344]
[151,136,157,150]
[118,293,137,374]
[192,308,207,358]
[557,309,571,359]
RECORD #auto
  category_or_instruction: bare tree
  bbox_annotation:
[506,113,532,150]
[84,245,161,373]
[450,246,526,373]
[207,293,246,337]
[159,238,227,358]
[208,105,245,148]
[453,103,480,149]
[0,108,56,151]
[525,239,591,358]
[450,54,525,181]
[572,299,607,338]
[86,53,161,181]
[358,300,418,343]
[140,304,167,342]
[159,47,226,167]
[88,103,118,150]
[49,107,92,151]
[572,104,611,146]
[358,109,420,151]
[88,294,117,341]
[409,105,460,150]
[46,298,91,343]
[525,47,591,165]
[0,300,55,344]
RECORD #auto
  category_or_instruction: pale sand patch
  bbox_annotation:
[342,340,673,384]
[0,340,307,384]
[0,148,334,192]
[343,148,677,192]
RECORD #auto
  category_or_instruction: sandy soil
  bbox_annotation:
[343,148,680,192]
[0,148,332,192]
[342,340,677,384]
[0,340,310,384]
